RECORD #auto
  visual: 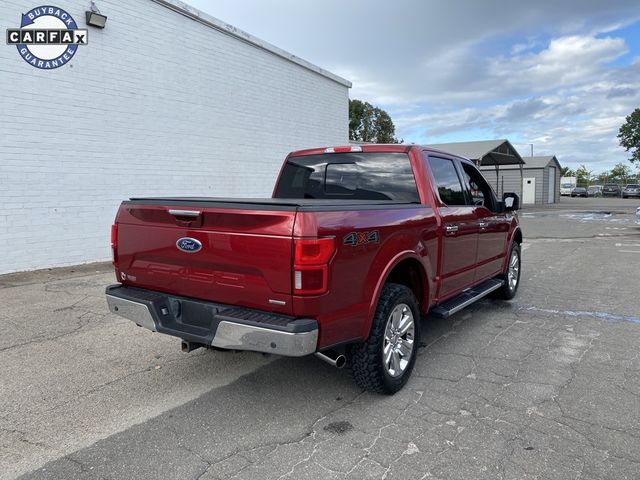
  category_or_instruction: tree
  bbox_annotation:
[575,165,593,186]
[618,108,640,164]
[596,171,610,184]
[560,166,575,177]
[609,162,632,184]
[349,99,401,143]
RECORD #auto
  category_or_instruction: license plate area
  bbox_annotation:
[177,300,218,329]
[153,295,226,340]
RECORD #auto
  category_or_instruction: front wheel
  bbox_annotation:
[349,283,420,394]
[495,242,521,300]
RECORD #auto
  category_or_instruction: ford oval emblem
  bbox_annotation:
[176,237,202,253]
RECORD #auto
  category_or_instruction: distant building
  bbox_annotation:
[426,140,560,205]
[427,139,525,198]
[484,155,561,205]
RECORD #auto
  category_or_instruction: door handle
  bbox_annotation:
[445,225,459,235]
[479,222,489,229]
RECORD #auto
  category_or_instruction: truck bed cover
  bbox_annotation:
[125,197,421,211]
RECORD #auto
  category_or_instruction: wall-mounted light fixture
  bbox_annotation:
[86,1,107,28]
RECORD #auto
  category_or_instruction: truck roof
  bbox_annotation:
[288,144,473,164]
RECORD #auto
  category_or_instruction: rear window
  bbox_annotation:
[274,152,419,201]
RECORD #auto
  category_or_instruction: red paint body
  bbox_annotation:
[113,145,521,350]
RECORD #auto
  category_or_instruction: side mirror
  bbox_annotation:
[502,192,520,211]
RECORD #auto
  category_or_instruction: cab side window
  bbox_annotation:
[429,157,466,206]
[461,163,495,211]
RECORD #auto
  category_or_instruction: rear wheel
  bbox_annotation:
[495,242,521,300]
[349,283,420,394]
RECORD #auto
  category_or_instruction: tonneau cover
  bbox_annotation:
[125,197,418,211]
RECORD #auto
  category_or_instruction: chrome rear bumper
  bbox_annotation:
[106,285,318,357]
[107,294,157,332]
[212,321,318,356]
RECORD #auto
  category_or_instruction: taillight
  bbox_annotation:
[111,224,118,266]
[294,238,335,265]
[111,224,118,249]
[293,237,335,295]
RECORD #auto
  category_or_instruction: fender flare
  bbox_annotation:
[501,225,523,273]
[508,225,523,247]
[361,250,428,340]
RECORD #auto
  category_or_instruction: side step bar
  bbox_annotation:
[431,278,504,319]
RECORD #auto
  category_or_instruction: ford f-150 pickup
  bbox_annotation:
[106,144,522,393]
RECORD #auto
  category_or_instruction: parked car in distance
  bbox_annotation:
[571,187,588,198]
[603,184,622,197]
[622,184,640,199]
[587,185,602,197]
[560,177,577,196]
[106,144,523,394]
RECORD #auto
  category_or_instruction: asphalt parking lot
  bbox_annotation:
[1,197,639,480]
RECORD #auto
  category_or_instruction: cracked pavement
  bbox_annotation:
[1,197,639,480]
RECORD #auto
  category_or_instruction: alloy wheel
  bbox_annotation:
[507,249,520,291]
[383,303,415,377]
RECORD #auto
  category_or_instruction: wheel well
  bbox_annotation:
[385,259,425,308]
[513,229,522,245]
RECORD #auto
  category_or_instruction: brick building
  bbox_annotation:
[0,0,351,273]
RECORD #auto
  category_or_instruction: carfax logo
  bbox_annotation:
[6,6,88,69]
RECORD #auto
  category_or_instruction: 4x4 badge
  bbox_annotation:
[343,231,380,246]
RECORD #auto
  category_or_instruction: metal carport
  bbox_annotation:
[427,139,525,198]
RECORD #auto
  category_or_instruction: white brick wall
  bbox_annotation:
[0,0,350,274]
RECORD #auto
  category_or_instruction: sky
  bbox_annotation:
[187,0,640,173]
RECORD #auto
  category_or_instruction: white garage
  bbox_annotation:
[0,0,351,274]
[490,156,562,205]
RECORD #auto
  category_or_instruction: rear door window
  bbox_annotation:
[428,157,466,206]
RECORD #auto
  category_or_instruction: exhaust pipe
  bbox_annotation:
[181,340,204,353]
[315,351,346,369]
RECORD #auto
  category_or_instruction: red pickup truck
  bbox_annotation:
[106,145,522,393]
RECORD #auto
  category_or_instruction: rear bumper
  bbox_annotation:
[105,285,318,357]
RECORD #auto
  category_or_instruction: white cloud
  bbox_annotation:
[494,35,627,90]
[184,0,640,171]
[385,32,639,171]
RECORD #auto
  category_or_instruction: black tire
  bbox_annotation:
[349,283,421,394]
[495,242,521,300]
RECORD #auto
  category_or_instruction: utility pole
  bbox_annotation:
[529,143,534,157]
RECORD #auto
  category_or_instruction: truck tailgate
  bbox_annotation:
[114,201,296,314]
